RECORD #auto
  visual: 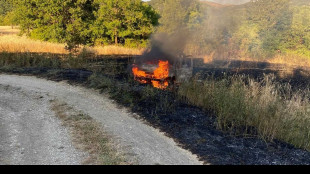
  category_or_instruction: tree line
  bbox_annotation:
[0,0,160,50]
[1,0,309,58]
[0,0,206,51]
[228,0,310,58]
[148,0,310,59]
[182,0,310,59]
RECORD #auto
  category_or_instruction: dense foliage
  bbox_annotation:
[1,0,159,50]
[149,0,204,33]
[148,0,207,56]
[0,0,12,16]
[230,0,310,58]
[1,0,310,58]
[148,0,310,59]
[92,0,159,48]
[196,0,310,58]
[0,0,14,25]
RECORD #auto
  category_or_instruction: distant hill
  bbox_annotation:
[201,0,310,6]
[200,0,250,5]
[290,0,310,6]
[201,1,232,8]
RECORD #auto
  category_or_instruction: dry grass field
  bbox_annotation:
[201,53,310,69]
[179,74,310,151]
[0,26,20,35]
[0,26,144,55]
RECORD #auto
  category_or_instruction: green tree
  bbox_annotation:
[226,0,293,57]
[282,5,310,56]
[13,0,158,50]
[0,0,13,16]
[2,10,18,27]
[149,0,204,34]
[92,0,159,47]
[0,0,14,25]
[14,0,98,51]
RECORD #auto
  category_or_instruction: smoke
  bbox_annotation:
[135,0,250,65]
[136,29,191,65]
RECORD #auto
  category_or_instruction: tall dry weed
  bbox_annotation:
[178,74,310,150]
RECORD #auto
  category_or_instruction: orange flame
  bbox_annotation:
[132,60,169,89]
[151,80,169,89]
[153,60,169,79]
[132,67,148,83]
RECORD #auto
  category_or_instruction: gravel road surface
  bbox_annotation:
[0,83,86,165]
[0,74,202,165]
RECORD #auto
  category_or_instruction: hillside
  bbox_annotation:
[290,0,310,6]
[201,0,250,5]
[202,0,310,8]
[200,1,232,8]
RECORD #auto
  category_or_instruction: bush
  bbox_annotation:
[124,39,149,48]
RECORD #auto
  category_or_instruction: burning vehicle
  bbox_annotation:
[131,32,194,89]
[132,57,194,89]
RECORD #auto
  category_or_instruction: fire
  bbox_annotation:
[132,60,170,89]
[153,60,169,79]
[132,67,148,83]
[152,80,169,89]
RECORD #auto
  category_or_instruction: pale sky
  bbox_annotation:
[143,0,251,5]
[206,0,250,5]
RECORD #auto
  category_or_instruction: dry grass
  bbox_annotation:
[0,26,144,55]
[267,53,310,67]
[178,74,310,151]
[78,45,144,56]
[199,52,310,69]
[90,45,144,55]
[202,52,215,64]
[0,26,20,35]
[50,100,131,165]
[0,34,70,54]
[231,54,310,68]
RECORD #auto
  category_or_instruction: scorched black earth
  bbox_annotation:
[132,100,310,165]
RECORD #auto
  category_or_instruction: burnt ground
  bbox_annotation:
[2,59,310,165]
[133,102,310,165]
[193,59,310,91]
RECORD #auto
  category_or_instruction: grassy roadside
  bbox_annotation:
[1,50,310,154]
[87,69,310,152]
[178,74,310,151]
[50,99,131,165]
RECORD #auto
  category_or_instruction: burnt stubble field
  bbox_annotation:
[3,55,310,165]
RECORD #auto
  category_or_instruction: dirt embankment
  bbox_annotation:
[0,74,202,165]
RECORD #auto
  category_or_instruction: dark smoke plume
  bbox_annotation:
[135,29,191,66]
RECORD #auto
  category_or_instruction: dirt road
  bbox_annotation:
[0,83,87,165]
[0,74,202,165]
